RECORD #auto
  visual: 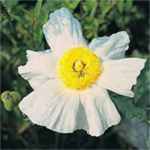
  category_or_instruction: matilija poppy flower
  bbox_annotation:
[18,8,146,137]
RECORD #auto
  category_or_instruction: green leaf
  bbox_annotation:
[117,0,125,13]
[32,0,44,48]
[83,0,97,16]
[125,0,134,11]
[63,0,80,10]
[83,17,99,39]
[110,93,147,121]
[44,0,63,12]
[34,0,43,19]
[134,58,150,108]
[1,0,18,11]
[99,0,115,16]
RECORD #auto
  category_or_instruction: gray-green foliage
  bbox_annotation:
[1,0,149,148]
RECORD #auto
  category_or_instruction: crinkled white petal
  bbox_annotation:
[43,7,86,57]
[98,58,146,97]
[80,86,121,137]
[19,79,81,133]
[19,79,120,136]
[89,31,129,60]
[18,50,57,89]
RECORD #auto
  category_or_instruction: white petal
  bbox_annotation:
[80,86,121,137]
[19,79,121,136]
[19,79,81,133]
[43,8,86,57]
[18,50,57,89]
[19,80,62,122]
[89,31,129,60]
[98,58,146,97]
[50,93,80,132]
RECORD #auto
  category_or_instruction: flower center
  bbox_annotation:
[57,47,103,90]
[73,60,86,72]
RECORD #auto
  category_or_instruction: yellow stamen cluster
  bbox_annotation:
[57,47,103,90]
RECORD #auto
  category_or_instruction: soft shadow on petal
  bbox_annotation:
[89,31,129,60]
[80,86,121,137]
[98,58,146,97]
[18,50,57,89]
[43,8,86,57]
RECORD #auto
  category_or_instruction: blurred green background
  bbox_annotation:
[1,0,150,149]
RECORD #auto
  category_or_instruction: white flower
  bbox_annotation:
[18,8,146,137]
